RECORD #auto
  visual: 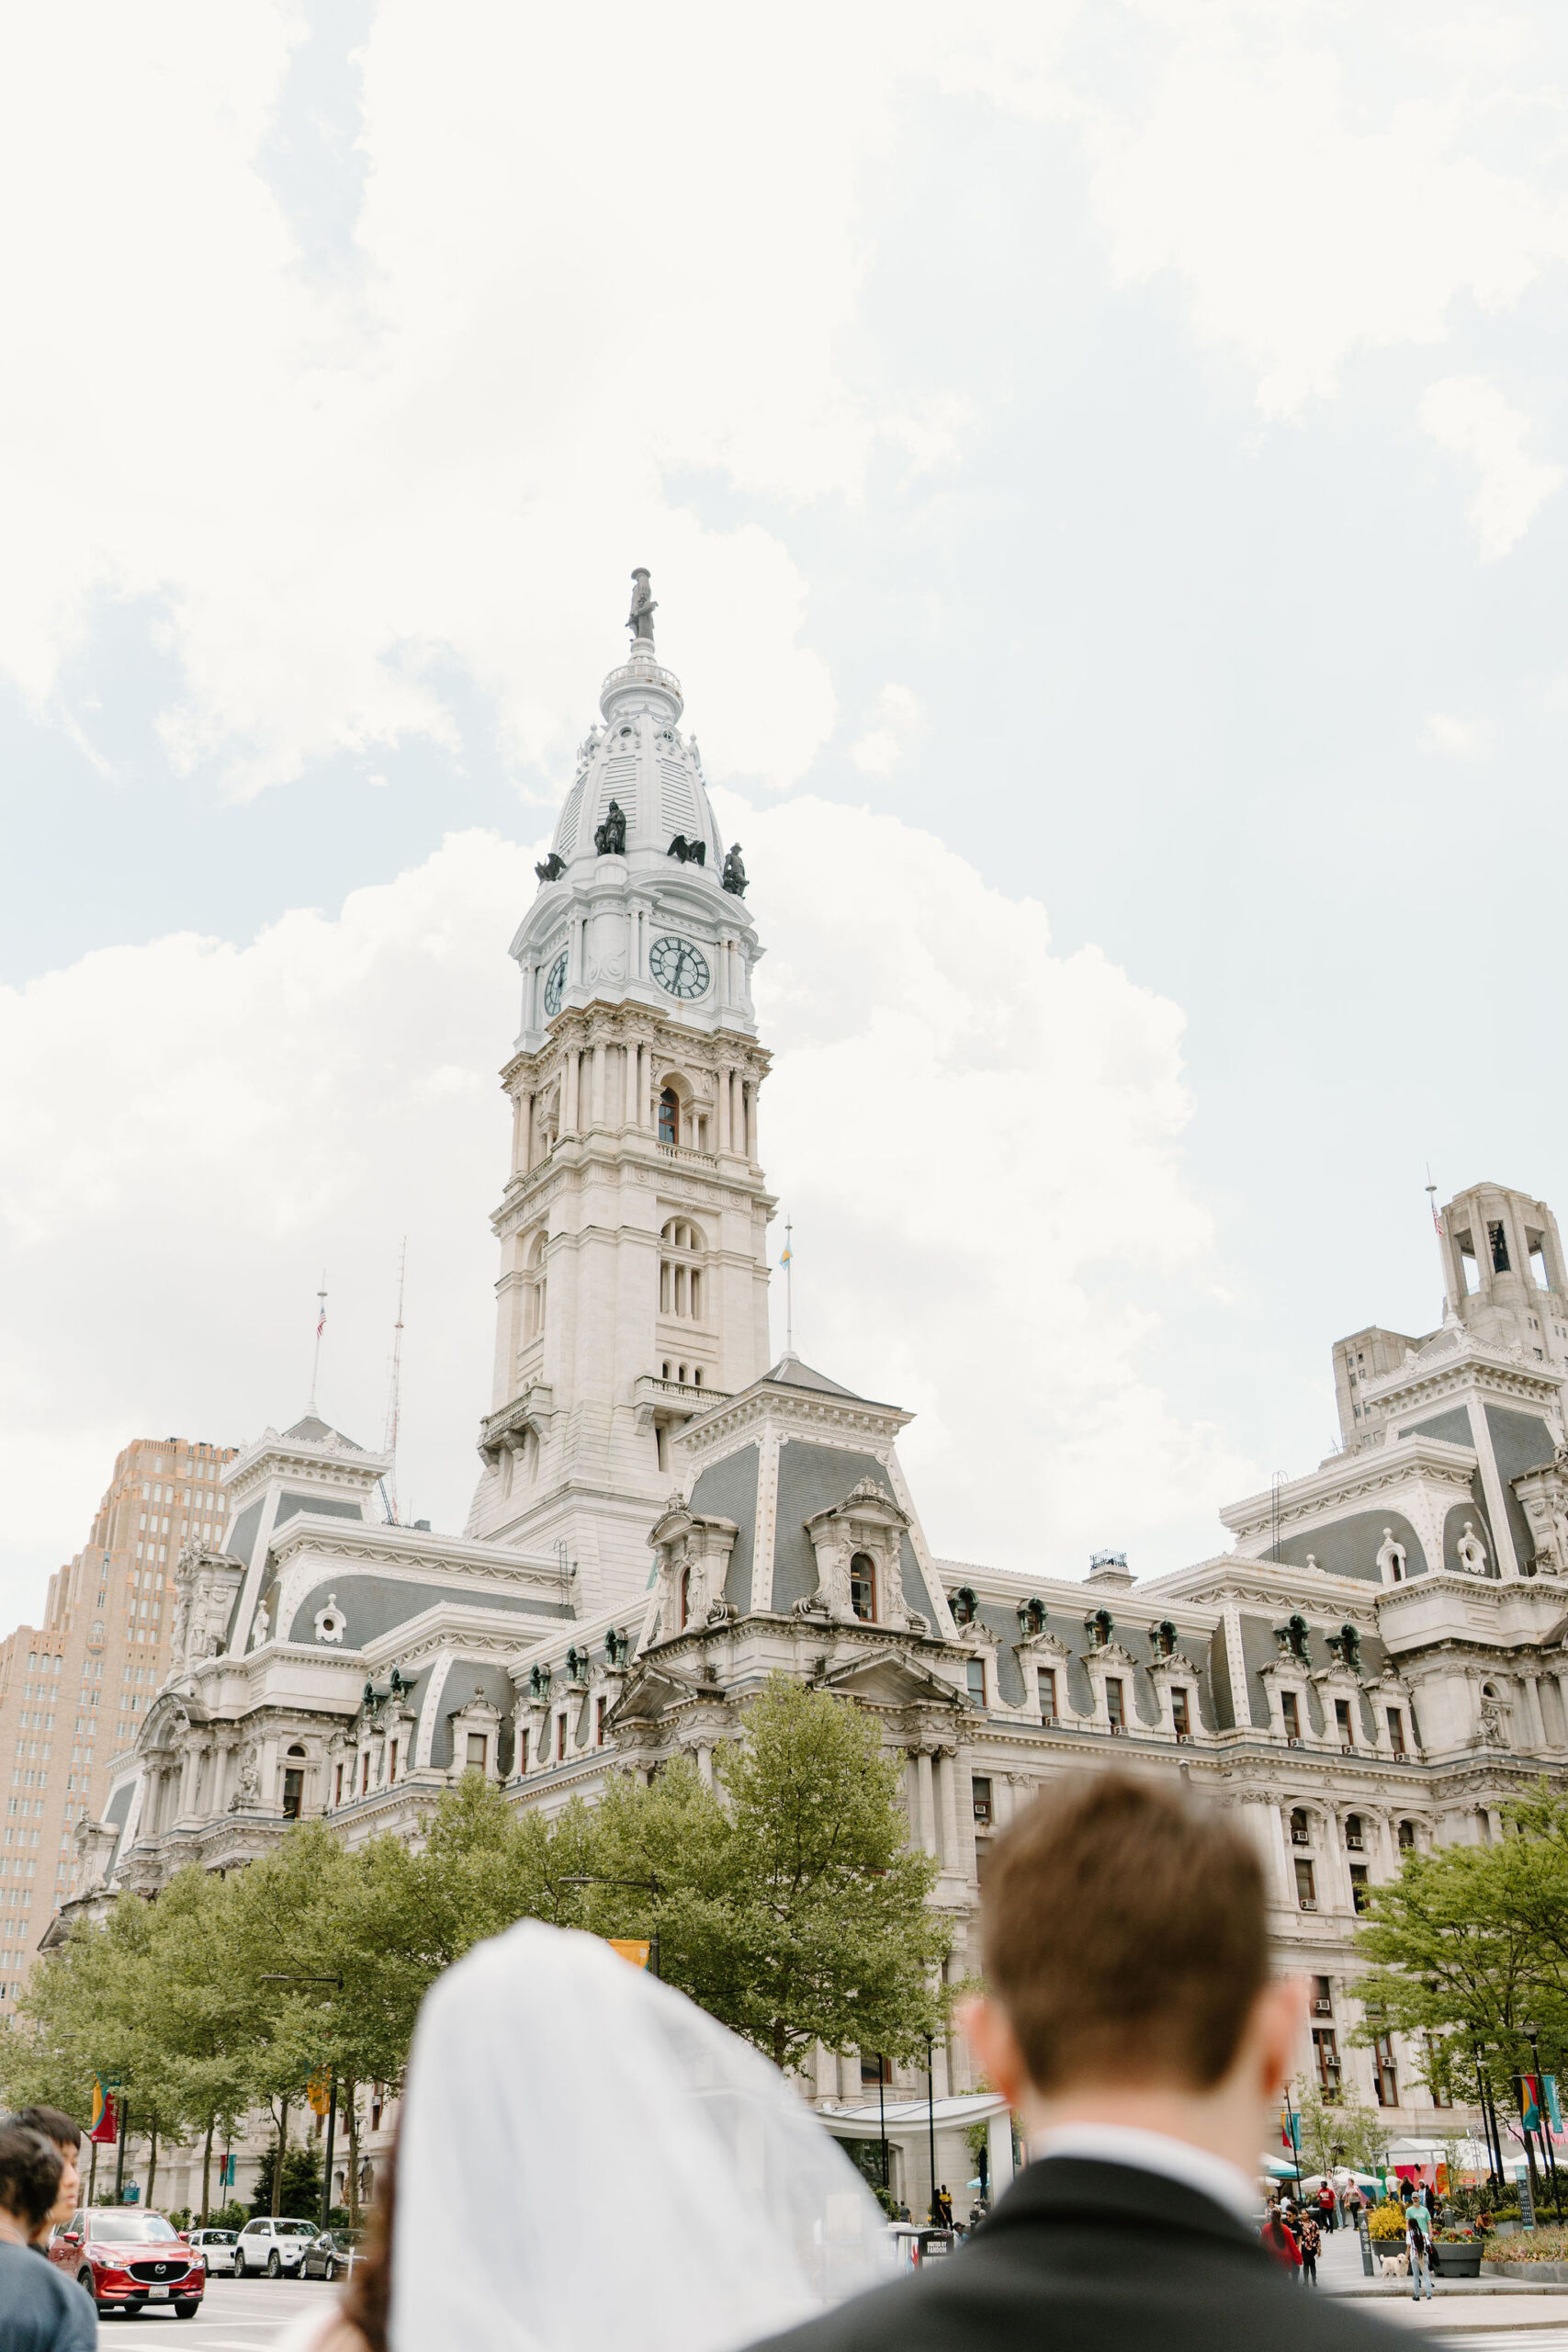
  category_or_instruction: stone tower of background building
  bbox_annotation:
[468,584,774,1611]
[0,1435,235,2011]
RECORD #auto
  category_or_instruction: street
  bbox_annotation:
[101,2275,343,2345]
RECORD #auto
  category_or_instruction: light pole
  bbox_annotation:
[1473,2046,1503,2188]
[261,1973,344,2231]
[925,2031,937,2230]
[876,2059,889,2206]
[1523,2021,1562,2222]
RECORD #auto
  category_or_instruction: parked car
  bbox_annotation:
[188,2226,240,2274]
[48,2207,206,2319]
[302,2225,366,2279]
[233,2214,318,2277]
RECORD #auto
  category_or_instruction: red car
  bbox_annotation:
[49,2205,206,2319]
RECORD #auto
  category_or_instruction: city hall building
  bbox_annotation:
[52,582,1568,2204]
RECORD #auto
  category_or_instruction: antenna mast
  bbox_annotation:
[380,1240,406,1526]
[308,1271,328,1413]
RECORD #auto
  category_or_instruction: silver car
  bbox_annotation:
[188,2227,239,2275]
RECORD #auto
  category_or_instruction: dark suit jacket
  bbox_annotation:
[751,2158,1407,2352]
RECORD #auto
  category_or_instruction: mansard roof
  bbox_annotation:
[281,1413,367,1451]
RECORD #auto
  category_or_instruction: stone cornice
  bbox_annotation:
[1222,1436,1478,1547]
[265,1514,566,1596]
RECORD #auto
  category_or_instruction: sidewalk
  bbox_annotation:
[1315,2215,1568,2335]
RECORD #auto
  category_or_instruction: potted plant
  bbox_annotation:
[1433,2225,1483,2278]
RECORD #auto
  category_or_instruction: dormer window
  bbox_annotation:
[850,1553,876,1621]
[1281,1691,1302,1742]
[659,1089,679,1147]
[1171,1688,1191,1740]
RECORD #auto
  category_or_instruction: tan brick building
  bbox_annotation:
[0,1433,235,2009]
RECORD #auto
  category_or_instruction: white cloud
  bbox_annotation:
[850,684,928,778]
[1418,375,1565,559]
[1424,710,1488,758]
[0,804,1246,1618]
[1073,20,1568,416]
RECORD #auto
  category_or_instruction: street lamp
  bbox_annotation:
[1473,2046,1503,2188]
[558,1875,662,1978]
[261,1973,344,2232]
[1521,2020,1562,2222]
[924,2031,937,2230]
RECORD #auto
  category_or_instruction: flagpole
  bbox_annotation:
[1427,1168,1458,1314]
[309,1271,328,1412]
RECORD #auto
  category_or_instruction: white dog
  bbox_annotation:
[1378,2253,1410,2278]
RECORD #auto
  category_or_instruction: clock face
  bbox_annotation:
[649,934,710,1001]
[543,951,567,1017]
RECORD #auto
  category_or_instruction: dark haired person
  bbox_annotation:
[2,2108,81,2243]
[750,1773,1404,2352]
[0,2124,96,2348]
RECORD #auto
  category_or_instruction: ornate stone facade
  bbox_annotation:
[52,589,1568,2163]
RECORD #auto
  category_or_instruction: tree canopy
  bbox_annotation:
[1353,1788,1568,2099]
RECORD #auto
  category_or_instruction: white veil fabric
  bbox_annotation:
[389,1919,888,2352]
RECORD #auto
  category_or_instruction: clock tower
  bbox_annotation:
[468,576,774,1611]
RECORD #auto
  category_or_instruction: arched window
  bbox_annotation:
[1290,1807,1311,1846]
[1344,1813,1364,1852]
[521,1229,547,1345]
[1397,1819,1416,1850]
[283,1744,306,1820]
[659,1219,706,1322]
[659,1088,680,1147]
[850,1553,876,1622]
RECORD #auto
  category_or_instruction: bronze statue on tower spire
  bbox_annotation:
[626,567,657,643]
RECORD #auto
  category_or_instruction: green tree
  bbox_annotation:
[592,1677,952,2069]
[1292,2075,1385,2176]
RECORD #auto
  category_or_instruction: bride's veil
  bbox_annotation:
[389,1919,889,2352]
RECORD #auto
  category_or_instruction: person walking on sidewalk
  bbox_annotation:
[1297,2211,1321,2286]
[1404,2198,1434,2301]
[1316,2179,1337,2233]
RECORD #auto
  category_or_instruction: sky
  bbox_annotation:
[5,1,1568,1623]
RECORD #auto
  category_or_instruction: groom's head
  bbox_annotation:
[964,1773,1301,2170]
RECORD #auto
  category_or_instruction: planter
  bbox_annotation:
[1434,2245,1483,2278]
[1483,2259,1568,2281]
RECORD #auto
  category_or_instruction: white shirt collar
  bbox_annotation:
[1030,2122,1259,2228]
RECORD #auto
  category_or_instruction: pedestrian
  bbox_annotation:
[0,2122,96,2349]
[748,1771,1406,2352]
[933,2185,953,2231]
[1,2109,81,2242]
[1261,2206,1303,2276]
[1404,2195,1435,2302]
[1297,2211,1321,2286]
[1316,2177,1337,2233]
[382,1919,886,2352]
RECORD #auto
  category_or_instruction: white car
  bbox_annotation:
[187,2227,239,2274]
[233,2216,316,2278]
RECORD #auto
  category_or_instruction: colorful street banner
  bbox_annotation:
[1546,2074,1564,2136]
[607,1938,651,1970]
[87,2078,118,2146]
[307,2067,333,2119]
[1520,2075,1542,2132]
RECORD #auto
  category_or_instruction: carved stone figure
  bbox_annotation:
[593,799,626,856]
[1376,1528,1407,1585]
[1457,1520,1489,1576]
[248,1600,271,1651]
[535,853,566,885]
[627,568,657,641]
[1479,1695,1507,1745]
[667,833,706,865]
[721,842,748,897]
[231,1756,261,1811]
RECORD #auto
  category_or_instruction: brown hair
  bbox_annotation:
[332,2127,396,2352]
[981,1772,1269,2094]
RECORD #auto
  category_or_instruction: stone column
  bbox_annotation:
[716,1064,730,1153]
[937,1746,962,1870]
[627,1044,642,1128]
[695,1742,714,1789]
[591,1041,605,1128]
[562,1048,579,1135]
[915,1748,937,1856]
